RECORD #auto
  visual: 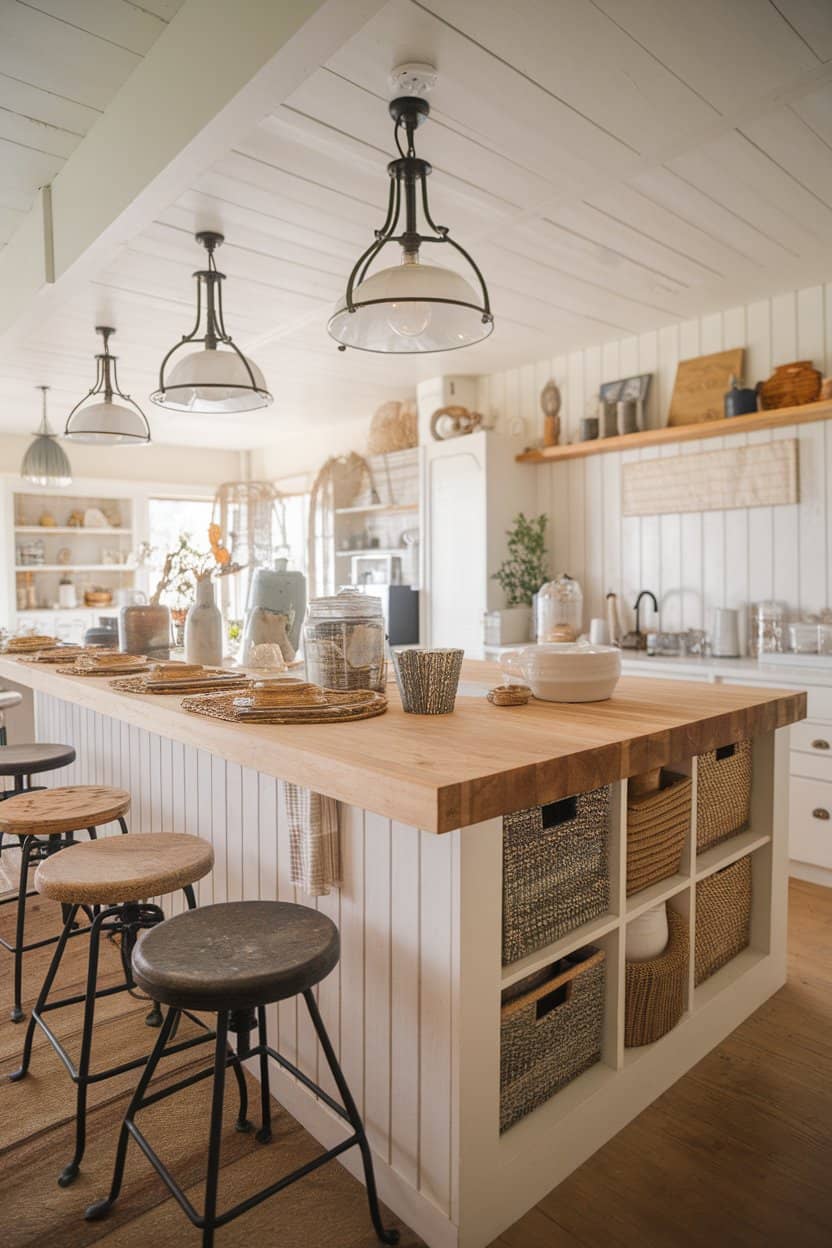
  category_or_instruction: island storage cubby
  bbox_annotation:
[626,769,692,896]
[502,787,610,964]
[624,906,689,1047]
[500,946,605,1132]
[695,854,752,986]
[696,739,752,852]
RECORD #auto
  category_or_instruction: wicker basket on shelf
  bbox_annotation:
[502,787,610,964]
[696,740,751,853]
[757,361,821,410]
[626,770,691,896]
[695,855,752,986]
[625,906,688,1047]
[500,946,605,1132]
[366,400,418,455]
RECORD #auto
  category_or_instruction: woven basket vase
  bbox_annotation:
[366,400,418,455]
[695,854,752,986]
[696,740,752,853]
[757,361,821,410]
[502,787,610,965]
[500,948,605,1132]
[625,906,688,1048]
[626,771,692,896]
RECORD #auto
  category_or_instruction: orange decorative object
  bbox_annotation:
[208,522,231,566]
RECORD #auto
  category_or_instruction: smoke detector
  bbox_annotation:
[388,62,438,98]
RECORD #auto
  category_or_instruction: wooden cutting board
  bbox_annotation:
[668,348,744,425]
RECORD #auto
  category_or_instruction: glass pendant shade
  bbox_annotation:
[151,231,272,415]
[151,346,271,413]
[329,93,493,354]
[64,326,151,445]
[328,257,492,354]
[20,387,72,487]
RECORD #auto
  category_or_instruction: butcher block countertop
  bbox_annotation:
[1,656,805,833]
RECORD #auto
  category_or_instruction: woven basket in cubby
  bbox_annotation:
[696,740,752,853]
[627,771,691,896]
[695,854,752,986]
[502,787,610,965]
[625,907,688,1047]
[500,947,605,1132]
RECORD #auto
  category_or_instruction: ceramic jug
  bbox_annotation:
[184,577,223,666]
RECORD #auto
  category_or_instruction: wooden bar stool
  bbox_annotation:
[0,784,126,1023]
[0,740,77,857]
[8,832,237,1188]
[86,900,399,1248]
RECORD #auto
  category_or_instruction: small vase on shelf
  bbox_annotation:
[184,577,222,666]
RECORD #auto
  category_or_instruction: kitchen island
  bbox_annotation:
[0,657,805,1248]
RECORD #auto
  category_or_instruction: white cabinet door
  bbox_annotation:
[424,441,486,654]
[790,776,832,870]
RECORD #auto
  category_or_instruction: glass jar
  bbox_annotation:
[748,601,786,657]
[535,574,583,642]
[304,588,386,692]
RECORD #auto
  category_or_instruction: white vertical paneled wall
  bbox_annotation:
[32,691,460,1247]
[478,284,832,644]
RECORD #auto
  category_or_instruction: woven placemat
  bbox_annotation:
[181,688,388,725]
[20,646,110,665]
[109,673,252,695]
[56,661,149,677]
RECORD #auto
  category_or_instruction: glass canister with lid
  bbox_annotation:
[304,588,387,692]
[535,573,584,642]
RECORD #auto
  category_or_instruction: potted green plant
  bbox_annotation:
[488,513,548,645]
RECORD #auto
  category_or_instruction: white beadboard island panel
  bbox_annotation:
[479,282,832,647]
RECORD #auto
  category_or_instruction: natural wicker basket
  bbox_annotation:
[625,907,688,1048]
[502,787,610,965]
[627,770,692,896]
[696,740,752,852]
[757,361,821,410]
[500,947,605,1132]
[695,855,752,986]
[366,400,418,455]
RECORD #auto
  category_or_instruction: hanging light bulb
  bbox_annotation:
[328,75,493,354]
[20,386,72,487]
[65,327,151,444]
[151,232,272,413]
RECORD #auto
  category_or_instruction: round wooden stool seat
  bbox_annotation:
[0,784,128,836]
[0,742,76,777]
[132,900,340,1012]
[34,832,214,906]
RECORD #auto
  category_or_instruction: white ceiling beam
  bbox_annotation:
[0,0,385,344]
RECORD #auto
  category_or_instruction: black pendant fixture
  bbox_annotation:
[65,327,151,444]
[151,231,272,413]
[328,77,493,355]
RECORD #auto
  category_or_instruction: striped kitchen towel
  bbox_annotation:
[281,782,341,897]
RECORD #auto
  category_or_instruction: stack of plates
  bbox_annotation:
[58,652,149,676]
[2,635,59,654]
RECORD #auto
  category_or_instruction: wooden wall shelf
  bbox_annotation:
[516,397,832,464]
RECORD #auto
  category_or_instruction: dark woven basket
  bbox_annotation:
[696,740,752,853]
[502,787,610,965]
[627,771,691,896]
[500,947,605,1132]
[695,855,752,986]
[625,907,688,1047]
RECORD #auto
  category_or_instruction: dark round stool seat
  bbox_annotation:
[133,900,340,1012]
[0,743,76,777]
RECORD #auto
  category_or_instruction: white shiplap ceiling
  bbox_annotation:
[2,0,832,447]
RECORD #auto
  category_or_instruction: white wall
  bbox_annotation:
[251,416,371,484]
[477,283,832,645]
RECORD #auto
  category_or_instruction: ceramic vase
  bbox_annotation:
[119,603,171,660]
[184,577,223,666]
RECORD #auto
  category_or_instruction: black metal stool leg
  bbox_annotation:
[146,884,195,1029]
[58,906,107,1187]
[11,835,37,1023]
[85,1005,181,1222]
[202,1012,230,1248]
[256,1005,272,1143]
[117,816,128,836]
[303,989,399,1245]
[10,904,79,1081]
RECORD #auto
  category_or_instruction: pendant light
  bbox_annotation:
[20,386,72,487]
[64,326,151,444]
[328,73,493,354]
[151,231,272,413]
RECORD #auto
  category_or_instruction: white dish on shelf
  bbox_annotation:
[499,641,621,702]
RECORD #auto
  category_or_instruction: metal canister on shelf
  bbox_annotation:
[303,588,387,692]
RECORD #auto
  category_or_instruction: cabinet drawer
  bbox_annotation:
[791,720,832,756]
[789,776,832,869]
